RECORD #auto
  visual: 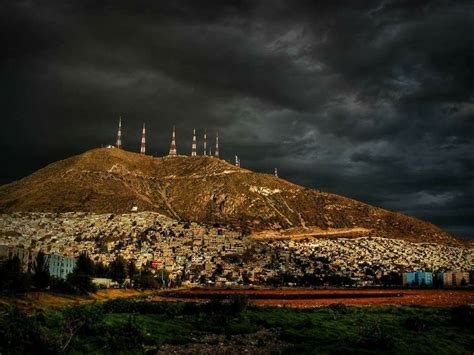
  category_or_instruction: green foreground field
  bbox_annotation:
[1,297,473,354]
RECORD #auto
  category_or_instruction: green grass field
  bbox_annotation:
[1,297,473,354]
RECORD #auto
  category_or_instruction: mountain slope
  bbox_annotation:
[0,148,460,245]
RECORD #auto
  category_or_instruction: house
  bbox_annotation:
[92,277,115,288]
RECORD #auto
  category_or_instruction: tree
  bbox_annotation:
[109,256,127,285]
[106,315,145,351]
[0,306,49,352]
[199,274,207,285]
[211,264,224,281]
[173,274,182,288]
[60,305,105,352]
[67,252,96,294]
[136,270,159,289]
[157,268,169,288]
[0,256,31,294]
[127,261,138,280]
[241,271,250,285]
[94,261,109,278]
[381,272,402,287]
[67,271,96,294]
[75,252,95,275]
[32,251,50,290]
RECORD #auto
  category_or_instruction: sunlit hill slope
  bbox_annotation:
[0,148,461,245]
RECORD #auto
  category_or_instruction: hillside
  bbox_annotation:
[0,148,460,245]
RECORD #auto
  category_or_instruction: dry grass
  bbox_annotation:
[0,289,155,312]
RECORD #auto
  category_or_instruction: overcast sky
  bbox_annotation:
[1,0,473,238]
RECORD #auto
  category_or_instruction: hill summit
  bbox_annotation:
[0,148,460,245]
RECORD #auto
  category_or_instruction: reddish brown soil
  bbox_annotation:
[158,288,474,308]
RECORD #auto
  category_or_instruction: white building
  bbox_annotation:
[46,253,76,279]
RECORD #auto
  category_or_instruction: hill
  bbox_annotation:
[0,148,461,245]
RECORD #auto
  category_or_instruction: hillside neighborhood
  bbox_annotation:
[1,212,472,288]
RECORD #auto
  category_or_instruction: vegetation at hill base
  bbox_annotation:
[0,251,169,297]
[0,297,473,354]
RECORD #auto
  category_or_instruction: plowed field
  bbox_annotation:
[159,288,474,307]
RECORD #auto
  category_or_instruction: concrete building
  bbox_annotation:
[46,253,76,279]
[437,272,453,286]
[453,272,470,286]
[403,271,433,286]
[0,246,36,272]
[402,272,416,286]
[415,271,433,286]
[437,271,470,287]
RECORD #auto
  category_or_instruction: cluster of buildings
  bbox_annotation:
[1,212,472,288]
[277,237,472,276]
[0,245,76,279]
[252,238,474,287]
[403,271,472,287]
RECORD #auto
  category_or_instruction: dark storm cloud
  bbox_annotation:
[1,0,473,238]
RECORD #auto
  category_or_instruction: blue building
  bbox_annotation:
[403,272,416,286]
[415,271,433,286]
[403,271,433,286]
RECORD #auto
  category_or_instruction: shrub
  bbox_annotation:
[0,307,58,353]
[357,321,394,350]
[181,301,203,315]
[0,256,32,294]
[103,298,136,313]
[202,296,249,317]
[50,277,79,294]
[293,317,314,330]
[62,304,105,335]
[106,316,145,351]
[228,295,249,315]
[135,272,159,289]
[450,305,474,329]
[102,298,185,317]
[279,329,310,343]
[404,315,433,332]
[328,303,350,314]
